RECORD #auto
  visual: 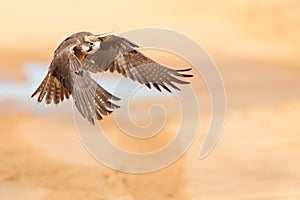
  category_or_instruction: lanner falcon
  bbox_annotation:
[31,32,193,125]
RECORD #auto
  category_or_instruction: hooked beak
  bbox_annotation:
[94,41,101,50]
[87,41,101,53]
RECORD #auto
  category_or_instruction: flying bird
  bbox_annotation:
[31,32,193,125]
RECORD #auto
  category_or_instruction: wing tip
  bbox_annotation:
[176,68,192,72]
[176,68,193,78]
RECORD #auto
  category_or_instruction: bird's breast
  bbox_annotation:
[76,54,86,62]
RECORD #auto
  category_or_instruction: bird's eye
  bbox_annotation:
[88,42,94,46]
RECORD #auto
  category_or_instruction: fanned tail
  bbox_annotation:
[72,73,120,125]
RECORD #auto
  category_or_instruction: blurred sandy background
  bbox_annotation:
[0,0,300,199]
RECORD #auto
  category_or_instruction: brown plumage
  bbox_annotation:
[31,31,193,125]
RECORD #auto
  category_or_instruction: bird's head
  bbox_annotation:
[72,33,101,56]
[78,35,101,55]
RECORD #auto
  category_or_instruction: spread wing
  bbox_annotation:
[31,44,119,125]
[83,33,193,92]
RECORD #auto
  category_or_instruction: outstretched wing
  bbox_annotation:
[31,44,119,125]
[83,33,193,92]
